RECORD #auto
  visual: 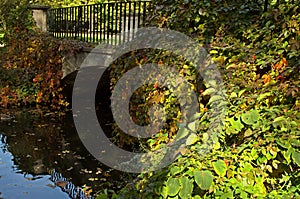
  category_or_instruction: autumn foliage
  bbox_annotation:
[0,29,90,109]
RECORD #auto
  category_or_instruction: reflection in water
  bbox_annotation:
[50,169,92,199]
[0,134,70,199]
[0,108,131,199]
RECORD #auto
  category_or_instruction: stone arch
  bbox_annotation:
[61,47,115,79]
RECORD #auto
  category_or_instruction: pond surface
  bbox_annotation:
[0,108,129,199]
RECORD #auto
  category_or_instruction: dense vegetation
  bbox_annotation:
[99,0,300,198]
[0,1,91,109]
[0,0,299,198]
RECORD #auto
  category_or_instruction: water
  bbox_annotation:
[0,108,129,199]
[0,141,70,199]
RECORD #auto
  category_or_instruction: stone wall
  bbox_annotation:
[61,47,115,79]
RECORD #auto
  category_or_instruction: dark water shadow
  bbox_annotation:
[0,108,133,199]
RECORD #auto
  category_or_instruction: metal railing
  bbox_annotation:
[47,1,151,45]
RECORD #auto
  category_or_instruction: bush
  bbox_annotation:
[97,1,300,198]
[0,29,91,109]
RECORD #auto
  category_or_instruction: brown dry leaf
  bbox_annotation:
[55,181,68,188]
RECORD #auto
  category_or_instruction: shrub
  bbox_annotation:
[98,1,300,198]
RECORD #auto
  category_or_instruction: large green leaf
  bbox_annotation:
[170,166,183,176]
[212,160,227,177]
[241,109,260,125]
[292,151,300,167]
[179,177,194,199]
[194,170,213,190]
[202,87,216,96]
[186,133,198,145]
[228,117,244,131]
[166,178,180,197]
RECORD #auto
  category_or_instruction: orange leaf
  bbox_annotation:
[282,57,288,67]
[158,60,163,67]
[262,74,272,86]
[274,63,281,70]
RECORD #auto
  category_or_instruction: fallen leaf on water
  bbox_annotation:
[62,150,70,154]
[88,178,99,181]
[66,167,73,171]
[55,181,68,188]
[81,169,92,174]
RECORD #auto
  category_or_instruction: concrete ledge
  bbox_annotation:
[29,5,51,10]
[82,47,116,55]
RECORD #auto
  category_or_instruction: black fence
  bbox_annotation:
[47,1,151,45]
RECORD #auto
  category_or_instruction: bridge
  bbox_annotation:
[30,0,294,80]
[30,1,150,80]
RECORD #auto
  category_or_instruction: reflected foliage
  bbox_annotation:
[0,109,133,198]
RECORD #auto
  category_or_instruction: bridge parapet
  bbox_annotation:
[61,47,115,79]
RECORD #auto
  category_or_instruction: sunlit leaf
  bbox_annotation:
[212,160,227,177]
[241,109,260,125]
[179,177,193,199]
[166,178,180,197]
[292,151,300,167]
[194,170,213,190]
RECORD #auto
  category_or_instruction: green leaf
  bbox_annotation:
[202,87,216,96]
[96,194,108,199]
[207,80,217,87]
[291,139,300,147]
[230,92,238,98]
[210,50,218,54]
[244,129,254,137]
[161,186,168,198]
[251,148,259,159]
[170,166,182,176]
[176,127,189,140]
[276,140,291,149]
[187,121,197,132]
[179,177,194,199]
[292,151,300,167]
[212,160,227,177]
[241,109,260,125]
[194,170,213,190]
[238,89,246,97]
[283,147,294,163]
[186,133,198,145]
[208,95,224,105]
[257,92,272,101]
[228,117,244,131]
[273,116,286,123]
[202,133,209,142]
[166,178,180,197]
